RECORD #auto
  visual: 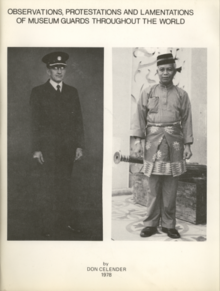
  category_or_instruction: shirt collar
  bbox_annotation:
[49,79,63,91]
[159,81,174,89]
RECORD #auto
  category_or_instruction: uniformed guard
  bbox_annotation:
[131,53,193,239]
[30,51,84,238]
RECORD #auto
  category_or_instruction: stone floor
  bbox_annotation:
[112,195,206,242]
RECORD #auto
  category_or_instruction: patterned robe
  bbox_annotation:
[131,82,193,177]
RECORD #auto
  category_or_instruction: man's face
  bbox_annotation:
[157,64,176,85]
[47,65,66,83]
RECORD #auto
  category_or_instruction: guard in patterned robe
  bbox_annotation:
[131,53,193,239]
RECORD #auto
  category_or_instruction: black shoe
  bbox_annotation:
[67,225,82,233]
[140,227,157,237]
[41,230,51,238]
[162,227,181,239]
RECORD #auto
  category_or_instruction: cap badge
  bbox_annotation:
[57,56,61,61]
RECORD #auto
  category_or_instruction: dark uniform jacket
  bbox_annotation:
[30,80,85,226]
[30,80,84,161]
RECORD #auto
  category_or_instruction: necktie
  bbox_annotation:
[56,84,61,96]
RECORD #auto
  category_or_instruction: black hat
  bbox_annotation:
[157,53,175,66]
[42,52,69,67]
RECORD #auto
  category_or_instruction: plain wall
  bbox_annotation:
[112,48,132,190]
[190,48,207,165]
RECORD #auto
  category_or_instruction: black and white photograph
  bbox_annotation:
[112,47,207,241]
[8,47,104,241]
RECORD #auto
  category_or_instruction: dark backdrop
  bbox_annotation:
[8,47,103,240]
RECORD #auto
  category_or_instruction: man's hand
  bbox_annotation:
[133,139,144,157]
[75,148,83,161]
[33,151,44,164]
[183,144,192,160]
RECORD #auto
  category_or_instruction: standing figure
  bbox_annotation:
[30,51,84,238]
[131,53,193,239]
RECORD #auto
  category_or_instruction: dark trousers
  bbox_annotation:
[33,149,77,232]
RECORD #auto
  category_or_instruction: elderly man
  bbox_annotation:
[131,53,193,239]
[30,51,84,238]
